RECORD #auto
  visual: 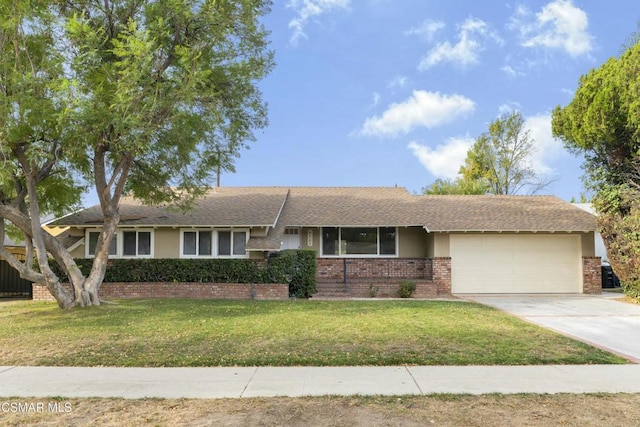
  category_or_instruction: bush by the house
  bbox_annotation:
[397,281,416,298]
[267,250,317,298]
[49,252,317,291]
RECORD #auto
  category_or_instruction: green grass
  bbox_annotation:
[0,299,626,366]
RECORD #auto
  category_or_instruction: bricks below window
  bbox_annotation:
[32,282,289,301]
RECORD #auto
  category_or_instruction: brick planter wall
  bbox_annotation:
[32,282,289,301]
[316,258,431,281]
[582,257,602,295]
[315,257,451,298]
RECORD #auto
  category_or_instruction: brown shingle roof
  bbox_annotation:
[53,187,289,227]
[415,195,596,232]
[52,187,596,235]
[278,187,421,227]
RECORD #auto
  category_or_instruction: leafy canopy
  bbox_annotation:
[552,40,640,296]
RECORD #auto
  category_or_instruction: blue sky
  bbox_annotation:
[214,0,639,200]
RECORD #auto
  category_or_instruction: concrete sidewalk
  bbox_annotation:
[2,365,640,399]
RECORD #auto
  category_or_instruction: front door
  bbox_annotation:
[282,228,301,250]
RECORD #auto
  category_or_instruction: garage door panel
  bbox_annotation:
[451,234,581,294]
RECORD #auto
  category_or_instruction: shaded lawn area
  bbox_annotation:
[0,299,626,366]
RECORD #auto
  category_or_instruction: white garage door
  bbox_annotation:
[450,234,582,294]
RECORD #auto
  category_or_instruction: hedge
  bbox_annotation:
[49,250,317,297]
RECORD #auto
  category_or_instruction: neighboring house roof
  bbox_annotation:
[52,187,597,252]
[52,187,290,228]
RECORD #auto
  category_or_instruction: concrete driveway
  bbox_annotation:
[465,293,640,363]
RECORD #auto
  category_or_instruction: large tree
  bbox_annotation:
[460,111,551,195]
[0,0,274,308]
[552,40,640,296]
[423,111,551,195]
[422,177,488,195]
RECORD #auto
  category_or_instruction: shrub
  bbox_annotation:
[368,284,379,298]
[268,250,317,298]
[49,252,317,293]
[397,281,416,298]
[50,258,267,284]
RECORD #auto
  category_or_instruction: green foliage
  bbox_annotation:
[49,251,317,289]
[51,258,266,283]
[553,41,640,297]
[268,250,317,298]
[60,0,275,205]
[460,111,549,195]
[422,177,489,195]
[368,284,379,298]
[594,186,640,296]
[397,281,416,298]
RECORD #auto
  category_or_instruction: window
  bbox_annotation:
[218,230,247,257]
[181,229,247,258]
[122,231,151,257]
[182,230,212,256]
[87,231,117,256]
[321,227,397,257]
[86,229,152,258]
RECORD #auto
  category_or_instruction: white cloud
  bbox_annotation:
[359,90,475,137]
[286,0,350,46]
[510,0,593,57]
[525,113,566,176]
[387,75,409,90]
[408,137,475,179]
[405,19,446,41]
[418,17,503,70]
[501,64,525,78]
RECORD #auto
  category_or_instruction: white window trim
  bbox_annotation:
[215,229,250,259]
[85,229,116,258]
[179,228,250,259]
[319,226,399,258]
[85,228,154,258]
[120,229,154,259]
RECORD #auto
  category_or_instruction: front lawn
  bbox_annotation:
[0,299,625,366]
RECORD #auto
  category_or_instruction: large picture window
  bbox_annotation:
[321,227,397,257]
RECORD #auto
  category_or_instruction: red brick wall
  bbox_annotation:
[582,257,602,295]
[316,258,431,281]
[347,280,438,298]
[32,282,289,301]
[315,257,451,298]
[432,257,452,295]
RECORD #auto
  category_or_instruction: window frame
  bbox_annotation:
[179,228,249,259]
[85,229,154,258]
[320,226,398,258]
[120,230,154,258]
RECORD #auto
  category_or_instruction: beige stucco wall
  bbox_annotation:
[581,231,596,257]
[154,228,179,258]
[432,233,450,257]
[398,227,428,257]
[300,228,321,252]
